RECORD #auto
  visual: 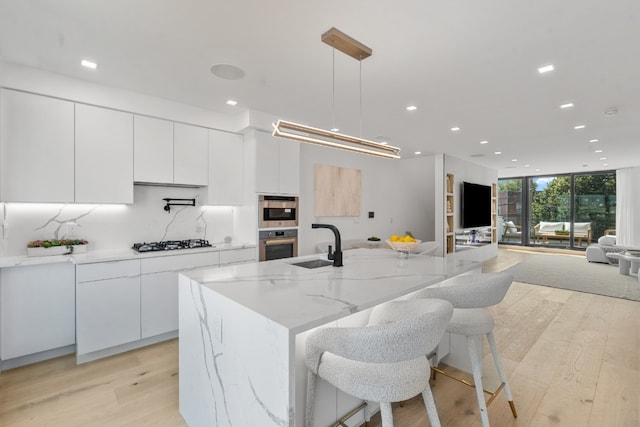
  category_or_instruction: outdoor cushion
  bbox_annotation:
[504,221,518,233]
[538,221,564,233]
[565,222,590,235]
[598,235,616,246]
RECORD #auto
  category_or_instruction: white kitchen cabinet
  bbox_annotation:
[278,138,300,195]
[76,260,141,355]
[140,251,220,339]
[141,272,177,338]
[208,129,244,205]
[75,104,134,203]
[0,263,76,361]
[133,115,174,184]
[255,130,300,195]
[0,89,75,203]
[174,122,209,186]
[219,247,256,265]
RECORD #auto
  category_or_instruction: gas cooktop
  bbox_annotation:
[132,239,212,253]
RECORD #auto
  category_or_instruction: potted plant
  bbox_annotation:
[27,239,89,256]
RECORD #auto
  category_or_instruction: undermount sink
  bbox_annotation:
[291,259,333,269]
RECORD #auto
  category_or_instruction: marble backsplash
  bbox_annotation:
[0,185,246,257]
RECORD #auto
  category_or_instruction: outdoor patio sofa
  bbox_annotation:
[533,221,592,246]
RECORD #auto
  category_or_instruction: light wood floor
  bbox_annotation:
[1,249,638,426]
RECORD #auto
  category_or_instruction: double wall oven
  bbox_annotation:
[258,195,299,262]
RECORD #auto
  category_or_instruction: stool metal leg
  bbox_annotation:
[486,331,517,418]
[467,335,491,427]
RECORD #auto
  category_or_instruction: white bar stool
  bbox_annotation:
[304,298,453,427]
[412,271,517,427]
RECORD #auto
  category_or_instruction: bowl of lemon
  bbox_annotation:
[386,234,421,255]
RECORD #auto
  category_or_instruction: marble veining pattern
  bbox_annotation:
[34,205,97,239]
[189,279,232,426]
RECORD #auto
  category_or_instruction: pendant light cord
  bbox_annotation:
[359,57,363,137]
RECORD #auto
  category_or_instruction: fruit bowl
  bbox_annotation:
[386,239,421,253]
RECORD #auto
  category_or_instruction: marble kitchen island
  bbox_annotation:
[178,248,480,427]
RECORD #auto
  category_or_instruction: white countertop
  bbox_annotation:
[0,242,256,268]
[182,248,479,334]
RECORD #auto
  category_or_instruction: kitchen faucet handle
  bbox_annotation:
[327,245,335,260]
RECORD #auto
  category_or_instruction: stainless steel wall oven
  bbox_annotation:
[259,229,298,261]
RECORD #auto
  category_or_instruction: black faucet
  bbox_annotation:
[312,223,343,267]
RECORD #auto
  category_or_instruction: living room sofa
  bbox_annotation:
[534,221,591,246]
[586,230,627,264]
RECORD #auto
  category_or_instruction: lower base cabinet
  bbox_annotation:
[76,276,141,355]
[141,272,178,339]
[0,263,75,361]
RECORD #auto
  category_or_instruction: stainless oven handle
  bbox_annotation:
[263,238,297,246]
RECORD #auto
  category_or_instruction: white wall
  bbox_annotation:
[444,154,498,262]
[297,144,438,256]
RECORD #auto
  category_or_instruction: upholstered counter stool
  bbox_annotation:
[304,298,453,427]
[411,272,517,427]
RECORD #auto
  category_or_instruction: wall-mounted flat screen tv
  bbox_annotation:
[462,181,492,229]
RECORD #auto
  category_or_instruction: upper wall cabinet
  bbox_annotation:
[174,123,208,186]
[1,89,75,202]
[208,129,244,205]
[133,115,174,184]
[75,104,134,204]
[255,131,300,195]
[133,117,208,187]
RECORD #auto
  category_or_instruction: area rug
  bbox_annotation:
[505,253,640,301]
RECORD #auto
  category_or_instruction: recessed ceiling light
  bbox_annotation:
[595,149,603,153]
[603,107,619,117]
[524,164,531,168]
[81,59,97,69]
[480,140,488,145]
[226,99,238,106]
[560,102,574,109]
[494,151,502,155]
[511,159,518,162]
[330,128,340,132]
[535,168,541,172]
[210,64,246,80]
[538,64,554,74]
[450,126,461,132]
[582,164,589,167]
[589,139,599,143]
[406,105,418,111]
[414,151,422,155]
[574,124,586,130]
[599,157,607,161]
[603,163,609,166]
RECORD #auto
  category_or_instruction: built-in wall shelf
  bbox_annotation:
[445,173,455,254]
[491,182,497,243]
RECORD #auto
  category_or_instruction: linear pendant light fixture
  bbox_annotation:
[272,27,401,159]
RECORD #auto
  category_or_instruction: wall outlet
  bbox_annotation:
[65,221,79,236]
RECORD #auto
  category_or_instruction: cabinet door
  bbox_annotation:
[141,271,178,338]
[255,131,280,194]
[75,104,134,203]
[133,115,173,184]
[208,130,244,205]
[174,123,208,186]
[76,276,141,355]
[278,138,300,195]
[0,263,76,360]
[0,89,75,202]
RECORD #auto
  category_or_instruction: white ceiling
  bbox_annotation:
[1,0,639,177]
